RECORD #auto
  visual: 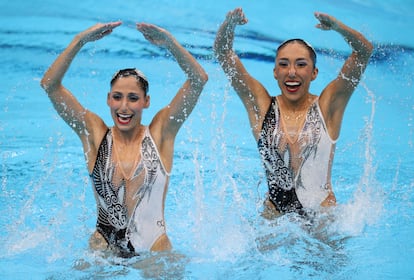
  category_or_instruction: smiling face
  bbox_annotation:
[107,76,150,132]
[274,42,318,103]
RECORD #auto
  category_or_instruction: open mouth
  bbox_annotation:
[117,113,133,125]
[285,81,301,92]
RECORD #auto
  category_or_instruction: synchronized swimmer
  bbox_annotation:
[41,21,208,256]
[41,7,373,257]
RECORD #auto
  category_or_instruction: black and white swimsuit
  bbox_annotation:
[90,127,169,255]
[258,97,335,213]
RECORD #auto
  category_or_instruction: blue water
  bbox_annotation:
[1,0,413,279]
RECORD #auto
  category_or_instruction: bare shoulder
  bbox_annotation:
[317,82,339,115]
[81,110,109,172]
[148,109,166,141]
[250,91,272,140]
[148,110,175,172]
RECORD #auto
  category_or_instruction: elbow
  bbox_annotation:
[40,76,60,94]
[365,40,374,56]
[362,39,374,59]
[40,72,61,93]
[189,70,208,89]
[40,76,50,91]
[354,40,374,62]
[194,68,208,86]
[200,71,209,86]
[40,72,54,91]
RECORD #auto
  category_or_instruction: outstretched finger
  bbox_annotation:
[105,21,122,32]
[108,21,122,28]
[315,23,328,30]
[96,21,122,38]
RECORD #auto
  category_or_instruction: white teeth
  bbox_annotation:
[285,81,300,86]
[118,114,132,118]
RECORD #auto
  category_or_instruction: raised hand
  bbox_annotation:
[136,23,172,47]
[226,7,248,26]
[314,12,339,31]
[79,21,122,44]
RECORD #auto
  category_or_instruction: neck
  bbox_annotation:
[112,125,144,145]
[279,94,313,113]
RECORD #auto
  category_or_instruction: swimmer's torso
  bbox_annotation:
[258,96,335,210]
[90,126,170,255]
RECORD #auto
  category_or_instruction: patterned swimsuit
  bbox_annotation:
[90,127,169,255]
[258,97,336,213]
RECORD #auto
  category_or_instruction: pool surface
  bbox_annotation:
[1,0,413,279]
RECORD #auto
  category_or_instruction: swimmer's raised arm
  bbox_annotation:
[40,22,122,137]
[136,23,208,137]
[214,8,271,140]
[316,12,373,139]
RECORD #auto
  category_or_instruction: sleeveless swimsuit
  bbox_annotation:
[258,97,336,213]
[90,127,169,255]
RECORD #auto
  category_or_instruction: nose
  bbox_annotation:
[288,65,296,77]
[119,97,128,111]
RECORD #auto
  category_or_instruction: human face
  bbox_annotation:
[107,76,150,131]
[273,42,318,103]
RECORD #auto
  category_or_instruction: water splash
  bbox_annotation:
[330,83,383,236]
[186,85,256,263]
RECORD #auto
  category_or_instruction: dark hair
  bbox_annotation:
[276,38,317,67]
[110,68,149,95]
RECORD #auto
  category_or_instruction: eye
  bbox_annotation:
[296,60,308,67]
[128,94,140,102]
[278,60,289,67]
[111,93,122,100]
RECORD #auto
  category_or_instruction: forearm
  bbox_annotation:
[213,15,247,86]
[40,34,85,92]
[165,36,208,84]
[42,22,121,91]
[335,21,373,59]
[155,32,208,137]
[213,17,237,60]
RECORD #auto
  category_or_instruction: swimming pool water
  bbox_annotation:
[1,0,413,279]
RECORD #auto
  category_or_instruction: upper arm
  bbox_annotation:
[149,67,207,151]
[319,49,372,139]
[148,77,206,172]
[217,50,271,139]
[161,69,208,136]
[42,83,107,170]
[42,84,89,136]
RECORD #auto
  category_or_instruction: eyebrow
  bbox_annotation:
[277,57,309,62]
[110,90,141,94]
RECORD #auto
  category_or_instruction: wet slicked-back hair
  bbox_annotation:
[110,68,149,95]
[276,38,317,67]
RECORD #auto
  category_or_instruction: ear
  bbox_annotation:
[311,67,318,81]
[107,92,111,106]
[273,67,278,80]
[144,95,150,108]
